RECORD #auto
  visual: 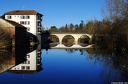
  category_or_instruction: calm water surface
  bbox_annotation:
[0,49,127,84]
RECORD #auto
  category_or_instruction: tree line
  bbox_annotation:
[48,20,86,33]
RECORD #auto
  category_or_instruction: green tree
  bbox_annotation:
[69,23,74,32]
[49,26,58,32]
[84,20,95,34]
[104,0,127,21]
[74,24,79,33]
[59,26,65,33]
[79,20,84,30]
[65,24,69,32]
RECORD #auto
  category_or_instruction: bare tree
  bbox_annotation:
[103,0,127,21]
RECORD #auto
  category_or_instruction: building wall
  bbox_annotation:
[5,14,42,43]
[5,15,41,35]
[27,50,37,70]
[30,15,37,35]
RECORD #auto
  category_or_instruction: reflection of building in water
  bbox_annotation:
[8,44,42,74]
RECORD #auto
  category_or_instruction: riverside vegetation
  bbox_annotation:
[44,0,128,55]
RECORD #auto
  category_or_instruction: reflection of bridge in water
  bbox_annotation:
[49,33,93,49]
[51,44,94,49]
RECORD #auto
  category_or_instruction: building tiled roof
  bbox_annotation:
[1,18,26,28]
[4,10,43,16]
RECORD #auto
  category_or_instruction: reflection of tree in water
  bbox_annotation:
[85,48,128,83]
[79,49,88,55]
[0,50,13,64]
[63,48,128,83]
[65,49,78,54]
[0,50,15,73]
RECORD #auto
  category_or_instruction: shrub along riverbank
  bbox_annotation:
[91,19,128,54]
[91,0,128,55]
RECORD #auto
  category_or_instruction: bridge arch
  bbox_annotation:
[78,35,91,47]
[48,35,59,47]
[62,35,75,47]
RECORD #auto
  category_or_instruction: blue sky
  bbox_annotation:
[0,0,105,29]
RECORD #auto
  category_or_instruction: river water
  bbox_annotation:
[0,46,128,84]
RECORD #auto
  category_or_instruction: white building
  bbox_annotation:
[3,10,43,74]
[4,10,43,42]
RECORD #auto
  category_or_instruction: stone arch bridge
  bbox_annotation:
[49,33,93,48]
[50,34,92,44]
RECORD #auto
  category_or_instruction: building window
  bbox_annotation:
[37,15,41,20]
[20,15,30,19]
[20,21,25,25]
[27,54,30,58]
[7,15,11,19]
[27,60,30,64]
[20,15,25,19]
[37,22,41,26]
[37,59,41,64]
[26,66,30,70]
[20,21,30,25]
[27,27,30,31]
[26,15,30,19]
[37,53,41,57]
[21,66,25,70]
[37,16,39,19]
[24,60,30,64]
[26,21,30,25]
[38,28,41,32]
